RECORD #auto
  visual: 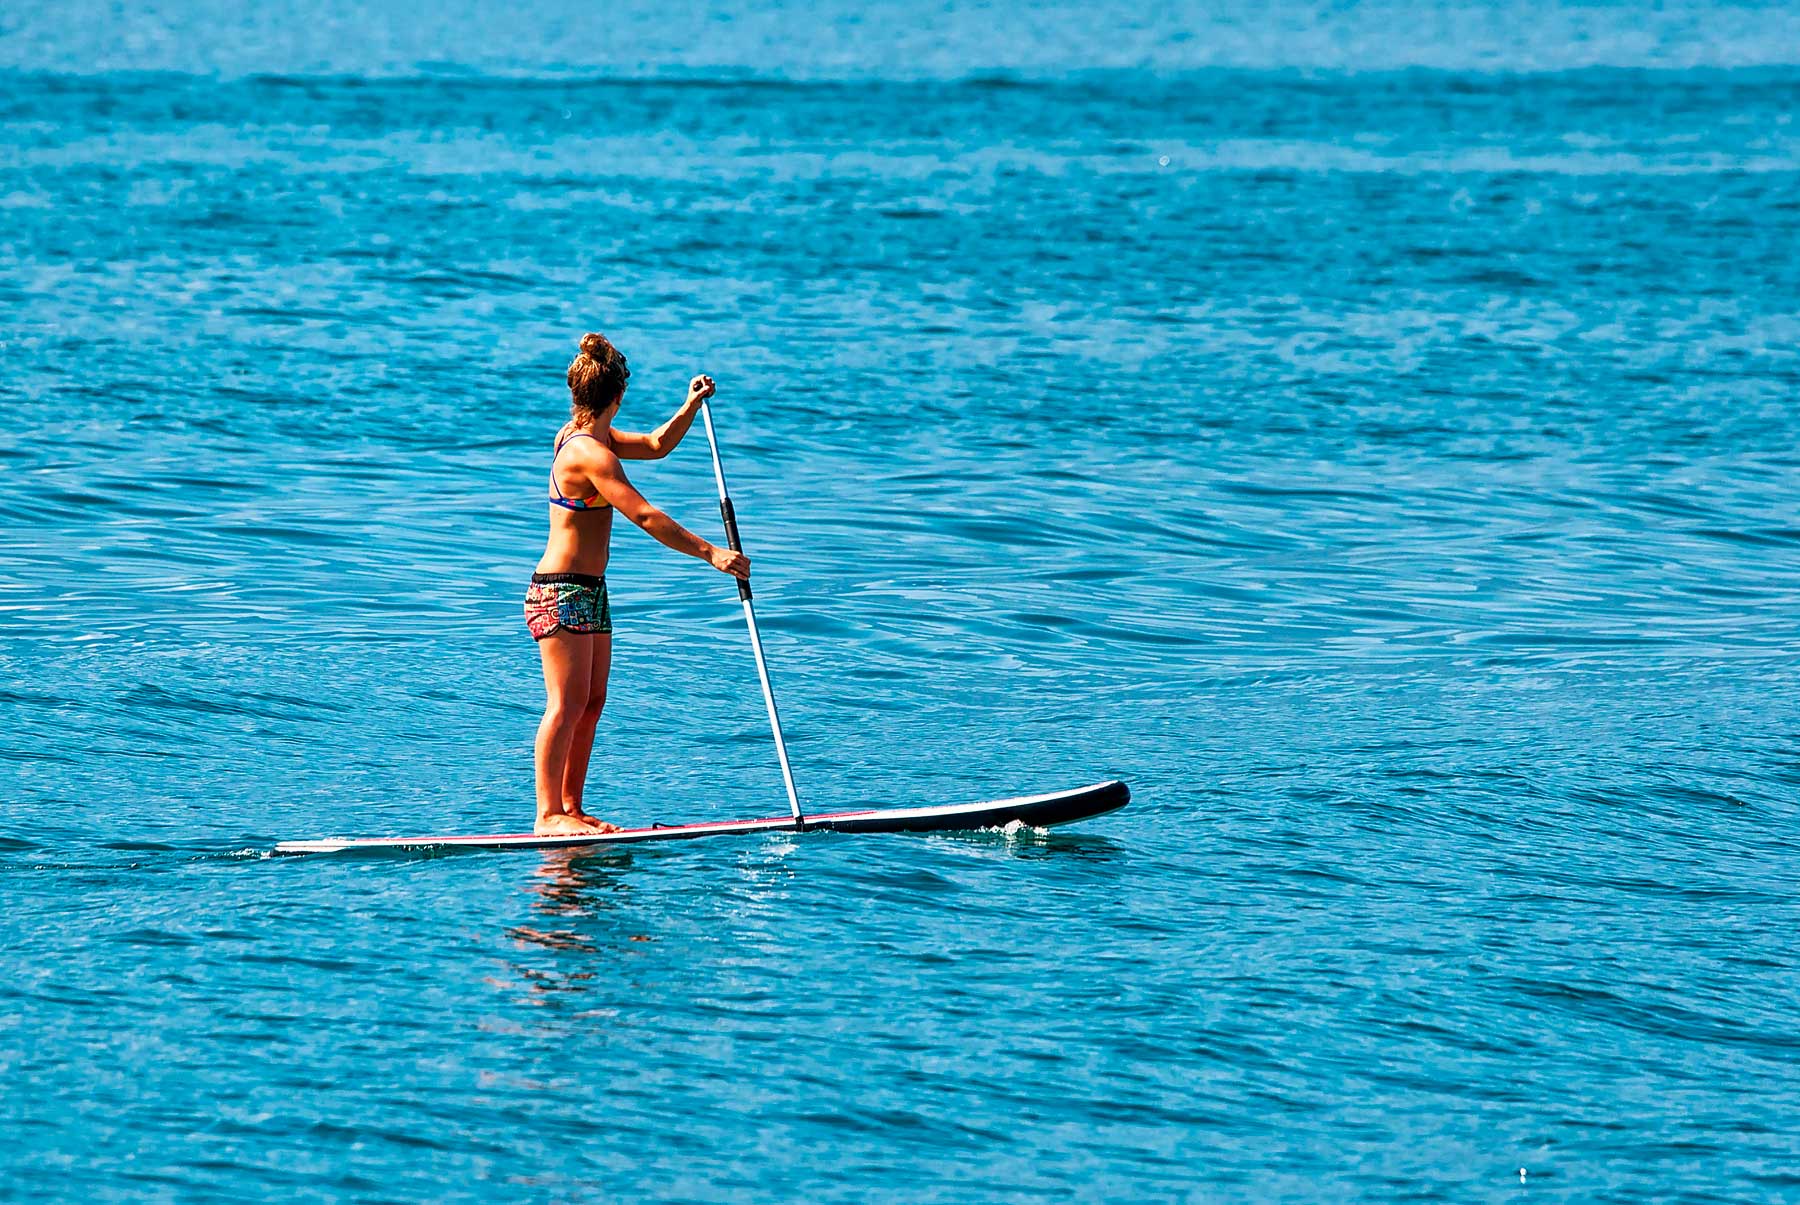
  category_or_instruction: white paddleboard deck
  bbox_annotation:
[274,780,1128,855]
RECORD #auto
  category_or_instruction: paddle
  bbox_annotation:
[699,401,805,826]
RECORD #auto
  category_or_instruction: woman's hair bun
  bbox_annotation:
[568,331,630,417]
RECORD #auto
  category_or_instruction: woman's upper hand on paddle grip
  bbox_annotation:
[687,374,716,406]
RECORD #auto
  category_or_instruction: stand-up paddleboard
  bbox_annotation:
[274,780,1127,855]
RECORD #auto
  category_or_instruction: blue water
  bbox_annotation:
[5,2,1800,1200]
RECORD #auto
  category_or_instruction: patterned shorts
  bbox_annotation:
[524,572,612,640]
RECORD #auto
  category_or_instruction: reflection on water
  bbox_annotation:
[527,849,636,919]
[499,850,644,997]
[999,832,1127,866]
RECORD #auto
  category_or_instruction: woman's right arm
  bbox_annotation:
[591,449,751,580]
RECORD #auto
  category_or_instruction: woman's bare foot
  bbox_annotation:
[535,812,597,836]
[566,808,621,834]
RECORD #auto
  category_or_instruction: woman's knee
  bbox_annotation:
[539,700,584,734]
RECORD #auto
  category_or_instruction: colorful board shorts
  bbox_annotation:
[524,572,612,640]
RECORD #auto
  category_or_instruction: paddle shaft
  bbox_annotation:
[699,401,804,825]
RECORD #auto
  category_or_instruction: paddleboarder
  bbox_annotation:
[273,369,1129,856]
[525,333,751,836]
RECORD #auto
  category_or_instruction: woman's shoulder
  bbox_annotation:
[552,422,589,455]
[554,424,617,462]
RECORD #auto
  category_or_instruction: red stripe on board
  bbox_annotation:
[380,809,883,845]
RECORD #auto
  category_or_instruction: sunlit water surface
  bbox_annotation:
[3,3,1800,1200]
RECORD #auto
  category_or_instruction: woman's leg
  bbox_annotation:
[534,630,594,834]
[561,633,616,831]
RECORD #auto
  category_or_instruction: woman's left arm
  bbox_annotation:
[611,374,716,460]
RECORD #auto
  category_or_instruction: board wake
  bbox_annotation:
[273,780,1128,855]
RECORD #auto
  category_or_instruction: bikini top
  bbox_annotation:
[549,430,611,512]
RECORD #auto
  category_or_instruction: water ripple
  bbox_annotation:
[3,46,1800,1205]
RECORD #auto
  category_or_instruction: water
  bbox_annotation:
[4,2,1800,1200]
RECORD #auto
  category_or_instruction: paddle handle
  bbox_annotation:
[718,496,751,602]
[699,401,804,826]
[701,403,752,602]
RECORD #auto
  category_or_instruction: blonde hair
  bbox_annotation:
[567,332,630,423]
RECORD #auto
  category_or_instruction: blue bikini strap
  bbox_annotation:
[550,430,604,505]
[555,430,603,454]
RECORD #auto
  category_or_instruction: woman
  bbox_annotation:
[523,332,751,836]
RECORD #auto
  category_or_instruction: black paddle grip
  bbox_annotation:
[720,496,752,601]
